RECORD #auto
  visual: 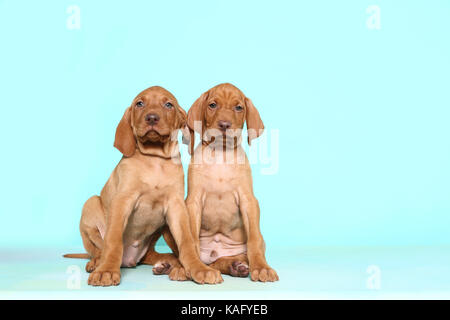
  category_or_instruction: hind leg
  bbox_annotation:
[209,254,249,278]
[140,226,187,281]
[162,225,179,257]
[161,226,187,281]
[80,196,105,273]
[82,229,101,273]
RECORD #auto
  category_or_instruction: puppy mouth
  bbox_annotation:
[205,129,242,146]
[137,127,160,141]
[138,126,171,143]
[144,126,159,135]
[209,127,240,138]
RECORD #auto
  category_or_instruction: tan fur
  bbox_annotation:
[185,83,278,282]
[67,86,222,286]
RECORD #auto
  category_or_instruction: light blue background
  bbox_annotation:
[0,0,449,250]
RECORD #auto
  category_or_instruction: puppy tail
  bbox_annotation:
[63,253,90,259]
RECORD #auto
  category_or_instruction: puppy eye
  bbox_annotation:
[235,105,244,112]
[164,102,173,109]
[136,101,144,108]
[209,103,217,109]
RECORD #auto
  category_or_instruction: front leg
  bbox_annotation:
[88,193,137,286]
[239,190,279,282]
[166,197,223,284]
[185,190,203,255]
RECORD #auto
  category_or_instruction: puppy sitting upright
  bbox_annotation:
[66,86,222,286]
[185,83,279,282]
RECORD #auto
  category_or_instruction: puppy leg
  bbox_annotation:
[239,193,279,282]
[167,197,223,284]
[80,196,105,273]
[161,226,187,281]
[162,225,179,257]
[139,228,187,281]
[185,192,203,255]
[209,254,249,278]
[88,193,136,287]
[81,229,102,273]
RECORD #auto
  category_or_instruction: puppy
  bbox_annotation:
[64,86,223,286]
[184,83,279,282]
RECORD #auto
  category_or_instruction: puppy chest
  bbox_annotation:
[201,192,242,231]
[127,200,165,233]
[199,164,242,193]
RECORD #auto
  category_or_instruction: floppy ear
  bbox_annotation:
[174,104,191,147]
[186,91,208,154]
[245,98,264,145]
[114,107,136,157]
[175,104,187,130]
[187,91,208,133]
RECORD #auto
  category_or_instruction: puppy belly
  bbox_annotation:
[121,241,149,267]
[199,233,247,265]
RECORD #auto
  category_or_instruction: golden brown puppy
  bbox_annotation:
[64,86,223,286]
[182,83,278,282]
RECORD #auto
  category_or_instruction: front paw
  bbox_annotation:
[250,265,279,282]
[88,268,121,286]
[190,265,223,284]
[169,266,189,281]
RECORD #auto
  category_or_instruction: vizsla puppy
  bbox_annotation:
[183,83,278,282]
[64,86,223,286]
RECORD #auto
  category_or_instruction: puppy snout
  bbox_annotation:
[145,113,160,125]
[218,120,231,131]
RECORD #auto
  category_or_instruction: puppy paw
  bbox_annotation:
[152,262,171,275]
[88,269,121,286]
[169,266,189,281]
[230,261,249,278]
[191,266,223,284]
[85,258,99,273]
[250,265,279,282]
[151,254,183,276]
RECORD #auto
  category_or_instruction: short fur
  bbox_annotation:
[64,86,223,286]
[164,83,278,282]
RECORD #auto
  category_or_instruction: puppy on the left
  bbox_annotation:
[64,86,223,286]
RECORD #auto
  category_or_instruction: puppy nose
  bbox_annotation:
[145,113,160,125]
[218,120,231,131]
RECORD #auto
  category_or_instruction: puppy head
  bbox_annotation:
[114,86,187,157]
[187,83,264,151]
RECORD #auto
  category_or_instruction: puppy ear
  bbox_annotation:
[175,104,188,130]
[187,91,208,133]
[174,104,192,150]
[187,91,208,154]
[179,127,195,155]
[245,98,264,145]
[114,107,136,157]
